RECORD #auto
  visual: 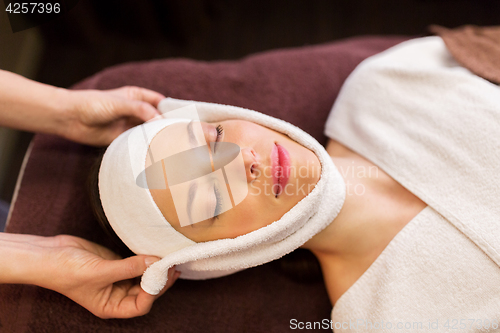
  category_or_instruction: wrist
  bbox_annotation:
[0,238,47,286]
[49,87,77,138]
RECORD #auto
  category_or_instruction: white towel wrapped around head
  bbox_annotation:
[99,97,346,295]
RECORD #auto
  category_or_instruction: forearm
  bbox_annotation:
[0,69,70,135]
[0,233,48,286]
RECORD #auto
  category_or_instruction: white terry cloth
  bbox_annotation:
[99,98,346,295]
[325,37,500,330]
[332,207,500,331]
[100,118,196,259]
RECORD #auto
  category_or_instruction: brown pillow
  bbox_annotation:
[0,35,407,333]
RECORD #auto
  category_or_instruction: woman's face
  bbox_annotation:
[149,119,321,242]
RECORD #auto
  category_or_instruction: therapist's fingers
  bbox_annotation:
[112,99,160,124]
[109,86,164,120]
[104,263,179,317]
[105,255,161,282]
[121,86,165,107]
[104,255,181,291]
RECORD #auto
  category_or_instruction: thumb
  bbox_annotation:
[121,100,161,123]
[107,255,161,281]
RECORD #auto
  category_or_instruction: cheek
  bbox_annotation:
[224,120,270,146]
[221,190,275,237]
[227,194,264,233]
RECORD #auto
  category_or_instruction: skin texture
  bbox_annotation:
[0,68,176,318]
[150,119,322,242]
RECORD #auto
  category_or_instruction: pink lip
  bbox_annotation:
[271,143,291,197]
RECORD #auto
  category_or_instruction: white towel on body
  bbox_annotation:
[325,37,500,331]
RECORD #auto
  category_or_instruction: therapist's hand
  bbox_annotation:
[60,86,164,146]
[0,70,164,145]
[41,235,180,319]
[0,233,180,319]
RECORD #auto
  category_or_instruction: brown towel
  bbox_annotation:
[430,24,500,84]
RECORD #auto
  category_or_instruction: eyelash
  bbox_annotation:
[211,125,224,221]
[216,125,224,142]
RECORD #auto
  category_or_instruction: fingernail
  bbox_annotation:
[145,257,160,267]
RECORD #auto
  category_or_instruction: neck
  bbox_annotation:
[300,145,427,305]
[302,155,398,258]
[303,149,425,255]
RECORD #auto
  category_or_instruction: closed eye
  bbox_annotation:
[213,183,223,220]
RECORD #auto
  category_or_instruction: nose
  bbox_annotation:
[241,147,259,182]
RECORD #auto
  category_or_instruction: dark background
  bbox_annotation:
[38,0,500,88]
[1,0,500,205]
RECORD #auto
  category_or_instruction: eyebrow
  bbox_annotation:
[187,120,198,148]
[187,181,198,225]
